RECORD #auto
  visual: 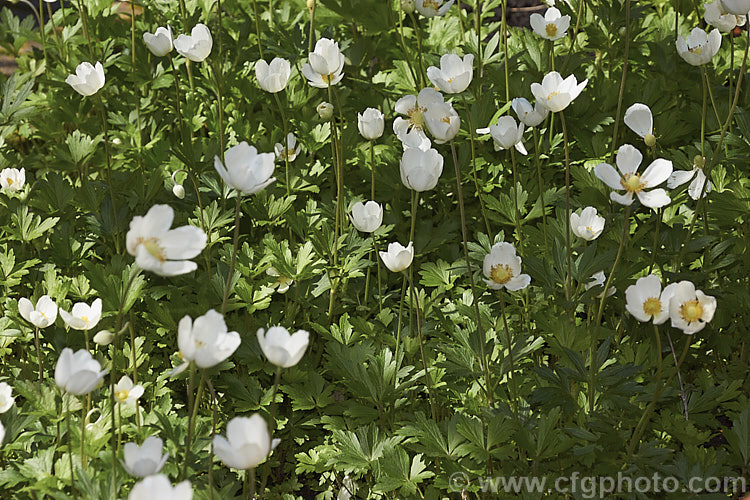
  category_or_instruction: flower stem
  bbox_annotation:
[449,140,493,405]
[128,317,141,434]
[461,95,491,236]
[405,271,437,421]
[533,128,548,246]
[608,0,630,163]
[258,366,282,495]
[374,240,383,314]
[182,369,205,480]
[475,0,484,83]
[409,12,425,88]
[560,110,572,302]
[509,148,524,254]
[666,330,689,419]
[369,140,375,200]
[33,327,43,380]
[222,195,242,314]
[501,0,509,101]
[210,59,226,161]
[274,92,292,197]
[394,274,407,371]
[206,375,218,500]
[66,396,75,492]
[94,94,122,254]
[392,1,418,89]
[499,289,518,416]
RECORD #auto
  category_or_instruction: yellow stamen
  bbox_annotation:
[620,173,645,193]
[490,264,514,285]
[642,297,662,317]
[545,23,558,38]
[116,389,129,403]
[680,299,704,323]
[407,106,427,129]
[321,73,336,84]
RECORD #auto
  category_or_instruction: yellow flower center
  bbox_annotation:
[620,173,645,193]
[585,226,594,234]
[321,73,336,84]
[546,91,560,101]
[680,300,704,322]
[116,389,130,403]
[423,0,440,10]
[644,134,657,147]
[81,315,89,324]
[6,178,13,185]
[689,45,703,55]
[545,23,558,38]
[440,115,451,124]
[642,297,662,317]
[407,106,427,130]
[490,264,514,285]
[139,237,167,263]
[277,275,289,285]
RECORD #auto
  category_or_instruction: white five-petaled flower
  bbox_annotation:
[0,168,25,192]
[668,281,717,334]
[174,23,213,62]
[123,436,169,478]
[705,1,746,32]
[18,295,58,328]
[266,267,294,294]
[114,375,144,406]
[302,38,345,88]
[143,26,173,57]
[570,207,605,241]
[511,97,549,128]
[676,27,721,66]
[274,133,301,162]
[60,298,102,331]
[625,274,676,324]
[55,348,109,395]
[482,242,531,291]
[719,0,750,15]
[255,57,291,93]
[126,204,208,276]
[415,0,455,17]
[393,88,443,150]
[530,71,588,113]
[667,156,712,200]
[424,100,460,143]
[257,326,310,368]
[213,414,272,470]
[66,61,105,96]
[215,142,276,195]
[172,310,241,375]
[530,7,570,41]
[357,108,385,141]
[486,115,527,155]
[0,382,14,413]
[594,144,673,208]
[129,475,192,500]
[380,241,414,273]
[426,53,474,94]
[624,103,656,147]
[400,147,444,192]
[585,271,616,298]
[350,201,384,233]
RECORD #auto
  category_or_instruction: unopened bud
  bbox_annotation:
[402,0,416,14]
[307,0,315,10]
[93,329,115,346]
[644,134,656,148]
[693,155,706,169]
[172,184,185,199]
[317,101,334,120]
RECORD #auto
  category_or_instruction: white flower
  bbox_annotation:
[123,436,169,478]
[625,274,676,324]
[302,38,345,88]
[0,382,14,413]
[256,326,310,368]
[66,62,105,96]
[668,281,717,334]
[174,23,213,62]
[705,1,746,32]
[266,267,293,294]
[400,147,444,192]
[213,414,271,470]
[129,475,192,500]
[357,108,385,140]
[570,207,605,241]
[667,158,712,200]
[624,103,656,147]
[402,0,416,13]
[55,348,108,395]
[317,102,334,120]
[511,97,548,128]
[487,115,527,155]
[594,144,673,208]
[393,88,443,149]
[530,7,570,41]
[482,242,531,291]
[676,27,721,66]
[93,329,115,346]
[380,241,414,272]
[172,184,186,199]
[114,375,144,406]
[415,0,455,17]
[126,204,208,276]
[426,53,474,94]
[143,26,173,57]
[18,295,57,328]
[60,298,102,331]
[424,101,460,143]
[350,201,383,233]
[0,168,25,192]
[720,0,750,15]
[214,142,276,195]
[255,57,291,93]
[530,71,588,113]
[585,271,616,298]
[176,310,241,370]
[274,133,301,162]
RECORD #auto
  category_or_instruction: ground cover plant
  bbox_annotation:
[0,0,749,498]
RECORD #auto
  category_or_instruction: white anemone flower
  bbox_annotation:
[393,88,444,149]
[357,108,385,140]
[129,475,192,500]
[676,27,721,66]
[585,271,616,298]
[624,103,656,147]
[486,116,527,155]
[570,207,605,241]
[18,295,57,328]
[625,274,676,324]
[123,436,169,478]
[531,71,587,113]
[705,1,746,32]
[0,382,14,413]
[55,348,108,395]
[400,147,444,192]
[668,281,717,334]
[255,57,291,93]
[0,167,25,192]
[126,204,208,276]
[511,97,549,128]
[213,414,272,470]
[594,144,673,208]
[530,7,570,41]
[424,101,460,143]
[349,201,384,233]
[60,298,102,331]
[66,62,105,96]
[174,23,212,62]
[143,26,173,57]
[256,326,310,368]
[266,267,293,294]
[214,142,276,195]
[274,133,301,162]
[173,310,241,373]
[114,375,144,406]
[426,53,474,94]
[482,242,531,291]
[302,38,345,88]
[380,241,414,272]
[719,0,750,15]
[415,0,455,17]
[667,157,712,200]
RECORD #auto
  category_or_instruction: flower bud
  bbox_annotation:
[93,329,115,346]
[402,0,416,13]
[644,133,657,147]
[693,155,706,168]
[172,184,186,199]
[307,0,316,10]
[317,102,334,120]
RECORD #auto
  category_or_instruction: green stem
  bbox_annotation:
[33,327,43,380]
[253,0,265,59]
[221,195,242,314]
[475,0,484,84]
[509,148,524,253]
[405,271,437,421]
[308,0,316,53]
[258,367,282,494]
[67,396,75,494]
[374,239,383,314]
[210,59,226,161]
[461,95,491,236]
[533,128,548,246]
[182,369,205,480]
[560,111,572,301]
[369,140,376,200]
[501,0,509,102]
[409,13,425,88]
[274,92,292,197]
[608,0,630,163]
[499,289,518,416]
